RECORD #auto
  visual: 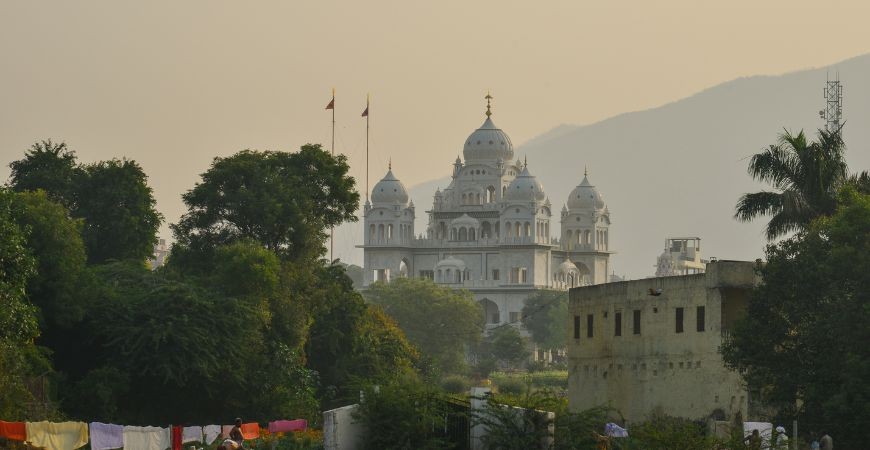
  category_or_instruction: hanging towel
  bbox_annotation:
[171,426,182,450]
[25,421,89,450]
[0,421,26,441]
[239,423,259,440]
[202,425,221,445]
[220,425,233,439]
[89,422,123,450]
[268,420,307,433]
[181,426,202,444]
[123,426,170,450]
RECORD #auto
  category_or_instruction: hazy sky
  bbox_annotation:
[2,1,870,267]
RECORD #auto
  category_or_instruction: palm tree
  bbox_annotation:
[734,128,849,240]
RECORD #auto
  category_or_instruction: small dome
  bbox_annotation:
[450,213,479,228]
[504,165,546,202]
[371,169,409,205]
[558,259,578,273]
[435,255,466,271]
[463,117,514,162]
[567,175,606,211]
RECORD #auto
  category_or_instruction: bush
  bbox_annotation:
[353,379,455,450]
[496,377,527,396]
[441,375,470,394]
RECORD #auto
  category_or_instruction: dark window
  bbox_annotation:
[633,309,641,335]
[697,306,706,332]
[492,269,500,281]
[614,312,622,337]
[586,314,594,338]
[574,316,581,339]
[676,307,684,333]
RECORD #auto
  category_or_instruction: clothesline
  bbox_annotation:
[0,419,308,450]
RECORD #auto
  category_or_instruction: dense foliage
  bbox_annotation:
[521,290,568,352]
[1,141,417,425]
[8,142,162,263]
[365,277,483,376]
[723,187,870,448]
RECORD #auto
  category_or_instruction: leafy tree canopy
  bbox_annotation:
[365,277,483,376]
[76,159,162,263]
[8,140,81,208]
[521,290,568,352]
[722,187,870,448]
[172,145,359,262]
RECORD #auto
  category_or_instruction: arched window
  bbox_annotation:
[369,224,375,243]
[439,222,447,239]
[505,221,512,237]
[502,186,507,197]
[515,222,521,237]
[487,186,496,203]
[524,222,531,237]
[494,221,500,238]
[378,224,385,242]
[577,231,582,244]
[469,228,476,241]
[446,268,452,282]
[387,224,393,240]
[399,259,409,278]
[450,228,456,240]
[566,230,573,249]
[481,221,491,238]
[585,230,591,246]
[459,227,468,241]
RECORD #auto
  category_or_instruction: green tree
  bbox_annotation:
[0,189,50,419]
[365,277,483,375]
[9,191,88,328]
[722,187,870,448]
[486,326,530,370]
[172,145,358,262]
[733,128,862,239]
[8,140,81,208]
[76,159,162,263]
[522,290,568,352]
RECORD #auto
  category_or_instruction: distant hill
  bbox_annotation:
[336,54,870,279]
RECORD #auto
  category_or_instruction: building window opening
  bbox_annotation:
[633,309,641,335]
[586,314,594,338]
[676,307,684,333]
[697,306,706,332]
[492,269,500,281]
[614,312,622,337]
[574,315,581,339]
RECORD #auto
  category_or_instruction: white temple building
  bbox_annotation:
[361,95,614,329]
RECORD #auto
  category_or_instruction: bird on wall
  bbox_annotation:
[648,288,663,296]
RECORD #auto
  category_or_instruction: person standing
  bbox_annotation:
[820,432,833,450]
[773,426,789,450]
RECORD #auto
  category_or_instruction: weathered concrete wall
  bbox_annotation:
[323,404,364,450]
[567,260,756,422]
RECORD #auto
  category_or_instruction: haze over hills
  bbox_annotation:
[336,53,870,279]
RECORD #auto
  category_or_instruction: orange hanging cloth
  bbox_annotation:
[0,421,26,441]
[239,423,259,440]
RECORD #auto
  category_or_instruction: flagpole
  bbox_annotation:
[365,94,370,204]
[330,88,335,262]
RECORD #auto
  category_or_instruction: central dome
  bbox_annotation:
[463,117,514,162]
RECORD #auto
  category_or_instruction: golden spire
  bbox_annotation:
[485,91,493,117]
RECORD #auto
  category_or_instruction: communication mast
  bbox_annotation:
[820,74,843,132]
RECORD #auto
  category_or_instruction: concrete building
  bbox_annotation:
[360,95,614,331]
[567,260,758,422]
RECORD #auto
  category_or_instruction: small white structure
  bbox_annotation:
[150,238,169,270]
[323,404,364,450]
[655,237,707,277]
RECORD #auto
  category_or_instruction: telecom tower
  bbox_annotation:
[820,74,843,132]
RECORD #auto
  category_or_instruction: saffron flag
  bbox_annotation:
[325,98,334,110]
[361,106,368,117]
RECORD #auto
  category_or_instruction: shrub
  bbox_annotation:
[441,375,470,394]
[496,377,527,396]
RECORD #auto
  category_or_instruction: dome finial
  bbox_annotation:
[485,91,493,117]
[524,155,528,169]
[388,157,392,170]
[584,165,588,177]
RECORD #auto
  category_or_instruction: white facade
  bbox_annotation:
[361,98,614,328]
